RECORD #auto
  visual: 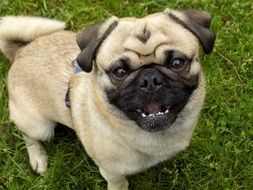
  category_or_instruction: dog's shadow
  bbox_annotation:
[42,124,107,189]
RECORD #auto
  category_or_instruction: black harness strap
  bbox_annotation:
[65,60,83,108]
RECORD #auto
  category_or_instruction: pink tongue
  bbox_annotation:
[144,103,162,114]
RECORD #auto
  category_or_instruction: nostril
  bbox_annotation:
[153,77,162,86]
[139,78,149,88]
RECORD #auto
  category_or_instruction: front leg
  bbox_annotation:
[99,168,129,190]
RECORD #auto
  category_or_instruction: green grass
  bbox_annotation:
[0,0,252,189]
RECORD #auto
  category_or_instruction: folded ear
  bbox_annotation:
[76,17,119,72]
[164,9,216,54]
[181,9,212,29]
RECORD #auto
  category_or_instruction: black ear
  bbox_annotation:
[180,9,216,54]
[76,17,118,72]
[164,9,216,54]
[181,9,212,29]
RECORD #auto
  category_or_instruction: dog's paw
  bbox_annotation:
[108,179,129,190]
[29,153,48,175]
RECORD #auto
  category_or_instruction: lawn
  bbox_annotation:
[0,0,252,189]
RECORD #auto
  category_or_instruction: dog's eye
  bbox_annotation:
[113,67,128,78]
[169,58,186,71]
[164,50,190,72]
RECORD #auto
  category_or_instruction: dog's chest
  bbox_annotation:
[112,147,169,175]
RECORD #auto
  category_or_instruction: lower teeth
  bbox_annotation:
[140,110,169,118]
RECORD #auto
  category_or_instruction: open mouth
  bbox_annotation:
[137,103,170,118]
[122,102,182,132]
[128,102,179,132]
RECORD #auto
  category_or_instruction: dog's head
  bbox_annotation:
[76,8,215,132]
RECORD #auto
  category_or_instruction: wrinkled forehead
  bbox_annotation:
[97,13,199,68]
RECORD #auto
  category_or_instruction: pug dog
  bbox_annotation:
[0,8,215,190]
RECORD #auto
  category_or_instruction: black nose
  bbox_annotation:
[138,69,163,92]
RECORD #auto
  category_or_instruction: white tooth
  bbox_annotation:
[149,114,155,117]
[142,113,147,117]
[165,110,169,113]
[137,109,142,113]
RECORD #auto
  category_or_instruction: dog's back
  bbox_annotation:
[0,16,78,174]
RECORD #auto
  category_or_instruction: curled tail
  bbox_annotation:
[0,16,66,61]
